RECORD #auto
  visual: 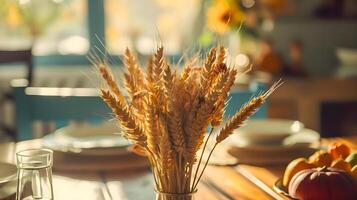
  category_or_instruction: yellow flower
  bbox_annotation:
[207,0,244,34]
[6,3,22,28]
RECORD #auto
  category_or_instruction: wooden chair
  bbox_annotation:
[0,49,34,139]
[0,49,33,85]
[12,80,110,141]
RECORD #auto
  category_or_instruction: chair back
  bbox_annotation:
[0,49,33,85]
[225,82,267,119]
[12,80,110,141]
[0,49,34,138]
[12,79,268,141]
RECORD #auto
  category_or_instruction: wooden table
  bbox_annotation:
[1,137,356,200]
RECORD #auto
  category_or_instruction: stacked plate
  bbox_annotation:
[0,162,17,200]
[43,122,148,172]
[227,119,320,165]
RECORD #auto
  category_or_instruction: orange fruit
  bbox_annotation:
[283,158,315,187]
[351,165,357,180]
[309,150,333,167]
[331,158,352,172]
[328,143,351,160]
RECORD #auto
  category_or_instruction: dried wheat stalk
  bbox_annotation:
[95,45,281,194]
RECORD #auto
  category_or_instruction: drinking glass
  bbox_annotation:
[16,149,54,200]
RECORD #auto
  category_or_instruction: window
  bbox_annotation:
[105,0,202,55]
[0,0,88,56]
[0,0,202,65]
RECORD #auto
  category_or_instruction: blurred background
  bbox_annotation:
[0,0,357,142]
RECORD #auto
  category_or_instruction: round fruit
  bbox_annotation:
[345,152,357,167]
[283,158,315,187]
[331,158,352,172]
[351,165,357,180]
[328,143,351,160]
[309,150,333,167]
[289,167,357,200]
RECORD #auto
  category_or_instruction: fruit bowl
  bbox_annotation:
[273,179,298,200]
[276,143,357,200]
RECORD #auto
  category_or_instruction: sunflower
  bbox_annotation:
[5,3,22,28]
[207,0,244,34]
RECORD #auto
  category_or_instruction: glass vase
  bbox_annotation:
[155,190,196,200]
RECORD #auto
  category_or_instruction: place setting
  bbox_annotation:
[226,119,320,165]
[42,122,149,172]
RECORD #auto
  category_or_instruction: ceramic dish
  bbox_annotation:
[228,146,317,165]
[229,128,319,148]
[51,122,130,148]
[43,134,130,156]
[43,122,131,156]
[227,128,320,165]
[234,119,304,145]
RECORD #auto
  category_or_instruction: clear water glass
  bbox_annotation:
[16,149,54,200]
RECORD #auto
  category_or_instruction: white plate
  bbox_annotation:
[227,128,320,165]
[43,122,131,156]
[43,134,131,156]
[230,128,319,148]
[233,119,304,145]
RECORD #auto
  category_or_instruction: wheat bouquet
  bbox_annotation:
[91,45,280,196]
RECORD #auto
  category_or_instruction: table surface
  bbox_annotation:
[1,137,356,200]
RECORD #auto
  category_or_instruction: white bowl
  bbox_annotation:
[336,48,357,68]
[234,119,304,145]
